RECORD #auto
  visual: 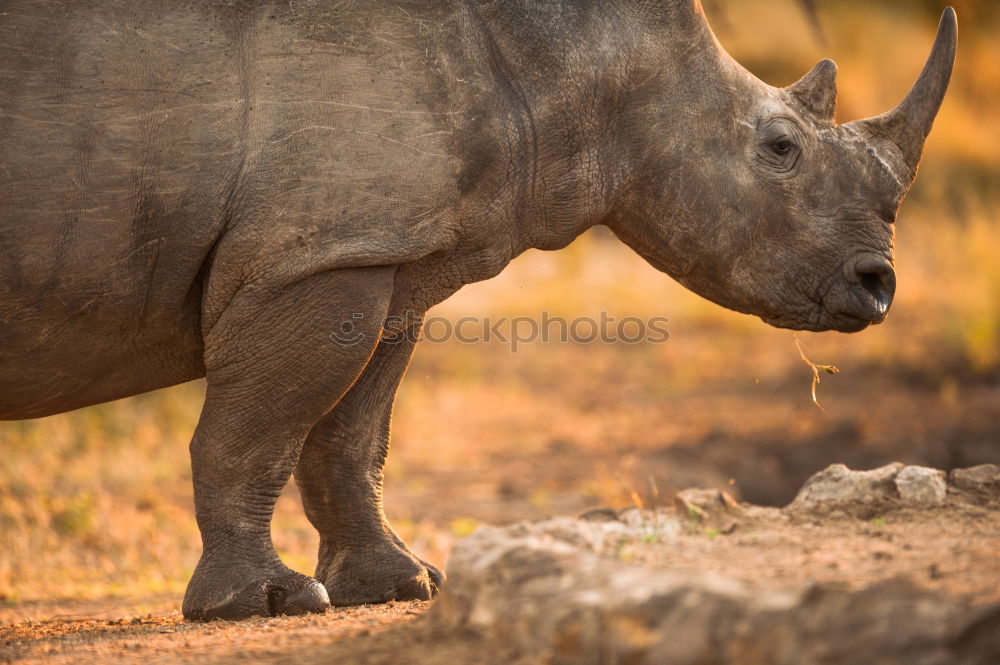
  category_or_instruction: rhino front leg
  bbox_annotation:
[294,321,444,605]
[181,266,393,621]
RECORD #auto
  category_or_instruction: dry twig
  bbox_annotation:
[793,333,840,411]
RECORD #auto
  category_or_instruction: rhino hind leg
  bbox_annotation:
[295,322,445,606]
[181,266,394,621]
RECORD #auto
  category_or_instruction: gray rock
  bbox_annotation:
[789,462,903,514]
[431,515,986,665]
[895,465,947,507]
[950,465,1000,504]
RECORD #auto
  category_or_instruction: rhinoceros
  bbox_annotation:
[0,1,955,620]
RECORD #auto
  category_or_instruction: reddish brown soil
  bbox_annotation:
[1,600,433,665]
[632,506,1000,607]
[0,598,553,665]
[4,503,997,665]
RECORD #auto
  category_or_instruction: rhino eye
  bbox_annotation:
[756,120,802,173]
[771,138,794,156]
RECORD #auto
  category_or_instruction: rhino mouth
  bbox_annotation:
[761,310,872,334]
[761,279,888,333]
[827,313,876,334]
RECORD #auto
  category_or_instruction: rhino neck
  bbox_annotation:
[449,1,747,261]
[448,1,643,258]
[603,1,762,280]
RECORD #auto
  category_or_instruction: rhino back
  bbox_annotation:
[0,0,473,416]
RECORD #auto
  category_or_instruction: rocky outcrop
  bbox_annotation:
[788,462,999,516]
[429,464,1000,665]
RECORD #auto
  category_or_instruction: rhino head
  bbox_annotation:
[608,5,957,332]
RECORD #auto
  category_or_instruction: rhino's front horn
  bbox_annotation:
[862,7,957,172]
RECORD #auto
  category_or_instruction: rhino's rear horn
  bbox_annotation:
[862,7,957,171]
[788,58,837,122]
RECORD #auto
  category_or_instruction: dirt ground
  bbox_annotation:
[632,506,1000,608]
[3,500,997,665]
[0,595,541,665]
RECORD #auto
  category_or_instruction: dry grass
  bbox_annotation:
[1,0,998,604]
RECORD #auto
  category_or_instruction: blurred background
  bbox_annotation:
[1,0,997,604]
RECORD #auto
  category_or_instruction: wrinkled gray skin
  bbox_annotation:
[0,1,955,620]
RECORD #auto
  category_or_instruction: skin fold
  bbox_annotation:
[0,1,955,620]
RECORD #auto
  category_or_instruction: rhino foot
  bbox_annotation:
[183,567,330,621]
[319,543,444,606]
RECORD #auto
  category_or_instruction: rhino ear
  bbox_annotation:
[788,58,838,122]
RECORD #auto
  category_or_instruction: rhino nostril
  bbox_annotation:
[860,272,887,302]
[855,259,896,314]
